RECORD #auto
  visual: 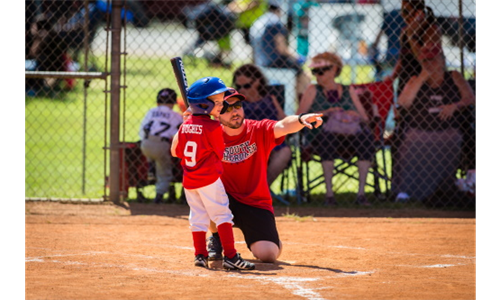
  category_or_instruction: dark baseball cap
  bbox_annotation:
[157,88,177,104]
[223,87,246,101]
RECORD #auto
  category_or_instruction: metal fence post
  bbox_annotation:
[458,0,465,75]
[109,0,123,204]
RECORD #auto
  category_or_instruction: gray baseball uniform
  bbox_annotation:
[139,105,183,196]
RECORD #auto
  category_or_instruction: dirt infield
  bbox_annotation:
[25,201,475,300]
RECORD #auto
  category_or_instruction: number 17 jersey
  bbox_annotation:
[175,115,225,189]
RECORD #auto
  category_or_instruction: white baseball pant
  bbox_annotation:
[184,178,234,232]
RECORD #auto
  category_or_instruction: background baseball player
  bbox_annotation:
[171,77,255,270]
[139,88,183,204]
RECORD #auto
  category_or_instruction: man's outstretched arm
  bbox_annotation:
[273,113,323,139]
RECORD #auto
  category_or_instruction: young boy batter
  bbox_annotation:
[171,77,255,270]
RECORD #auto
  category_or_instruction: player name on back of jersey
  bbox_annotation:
[152,111,175,118]
[181,124,203,134]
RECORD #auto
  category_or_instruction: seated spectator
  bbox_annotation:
[250,0,310,98]
[27,11,68,93]
[297,52,375,206]
[231,64,292,186]
[391,50,475,204]
[387,0,445,202]
[139,88,184,203]
[53,0,104,62]
[26,1,103,94]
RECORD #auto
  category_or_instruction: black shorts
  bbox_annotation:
[227,193,281,250]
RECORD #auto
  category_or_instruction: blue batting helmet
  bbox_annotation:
[187,77,230,115]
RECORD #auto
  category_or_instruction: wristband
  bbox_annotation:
[298,113,307,125]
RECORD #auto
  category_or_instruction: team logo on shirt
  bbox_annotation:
[222,141,257,163]
[181,124,203,134]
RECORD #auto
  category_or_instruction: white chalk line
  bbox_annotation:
[396,263,467,268]
[25,249,373,300]
[441,254,475,259]
[284,243,476,263]
[284,242,367,250]
[25,250,189,264]
[421,264,462,268]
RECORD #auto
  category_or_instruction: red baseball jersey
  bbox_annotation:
[176,115,225,189]
[221,119,285,213]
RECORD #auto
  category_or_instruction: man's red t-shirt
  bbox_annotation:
[221,119,285,214]
[176,115,225,189]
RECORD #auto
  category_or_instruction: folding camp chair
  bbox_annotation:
[117,141,184,202]
[299,80,394,202]
[270,133,304,206]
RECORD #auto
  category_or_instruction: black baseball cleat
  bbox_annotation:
[194,254,208,268]
[223,253,255,270]
[207,234,223,261]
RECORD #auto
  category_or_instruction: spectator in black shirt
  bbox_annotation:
[390,50,474,204]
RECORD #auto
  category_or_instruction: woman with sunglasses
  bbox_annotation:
[297,52,375,206]
[232,64,292,186]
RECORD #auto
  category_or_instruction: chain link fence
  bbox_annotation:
[25,0,475,209]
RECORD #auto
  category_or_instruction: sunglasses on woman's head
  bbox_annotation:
[221,100,242,114]
[311,66,333,76]
[235,81,254,90]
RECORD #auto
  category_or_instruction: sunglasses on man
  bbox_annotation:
[311,65,333,76]
[220,100,242,114]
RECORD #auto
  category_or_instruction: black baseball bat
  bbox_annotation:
[170,56,189,108]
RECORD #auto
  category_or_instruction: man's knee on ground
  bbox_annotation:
[250,240,282,263]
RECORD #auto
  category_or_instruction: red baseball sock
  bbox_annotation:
[217,222,237,259]
[192,231,208,257]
